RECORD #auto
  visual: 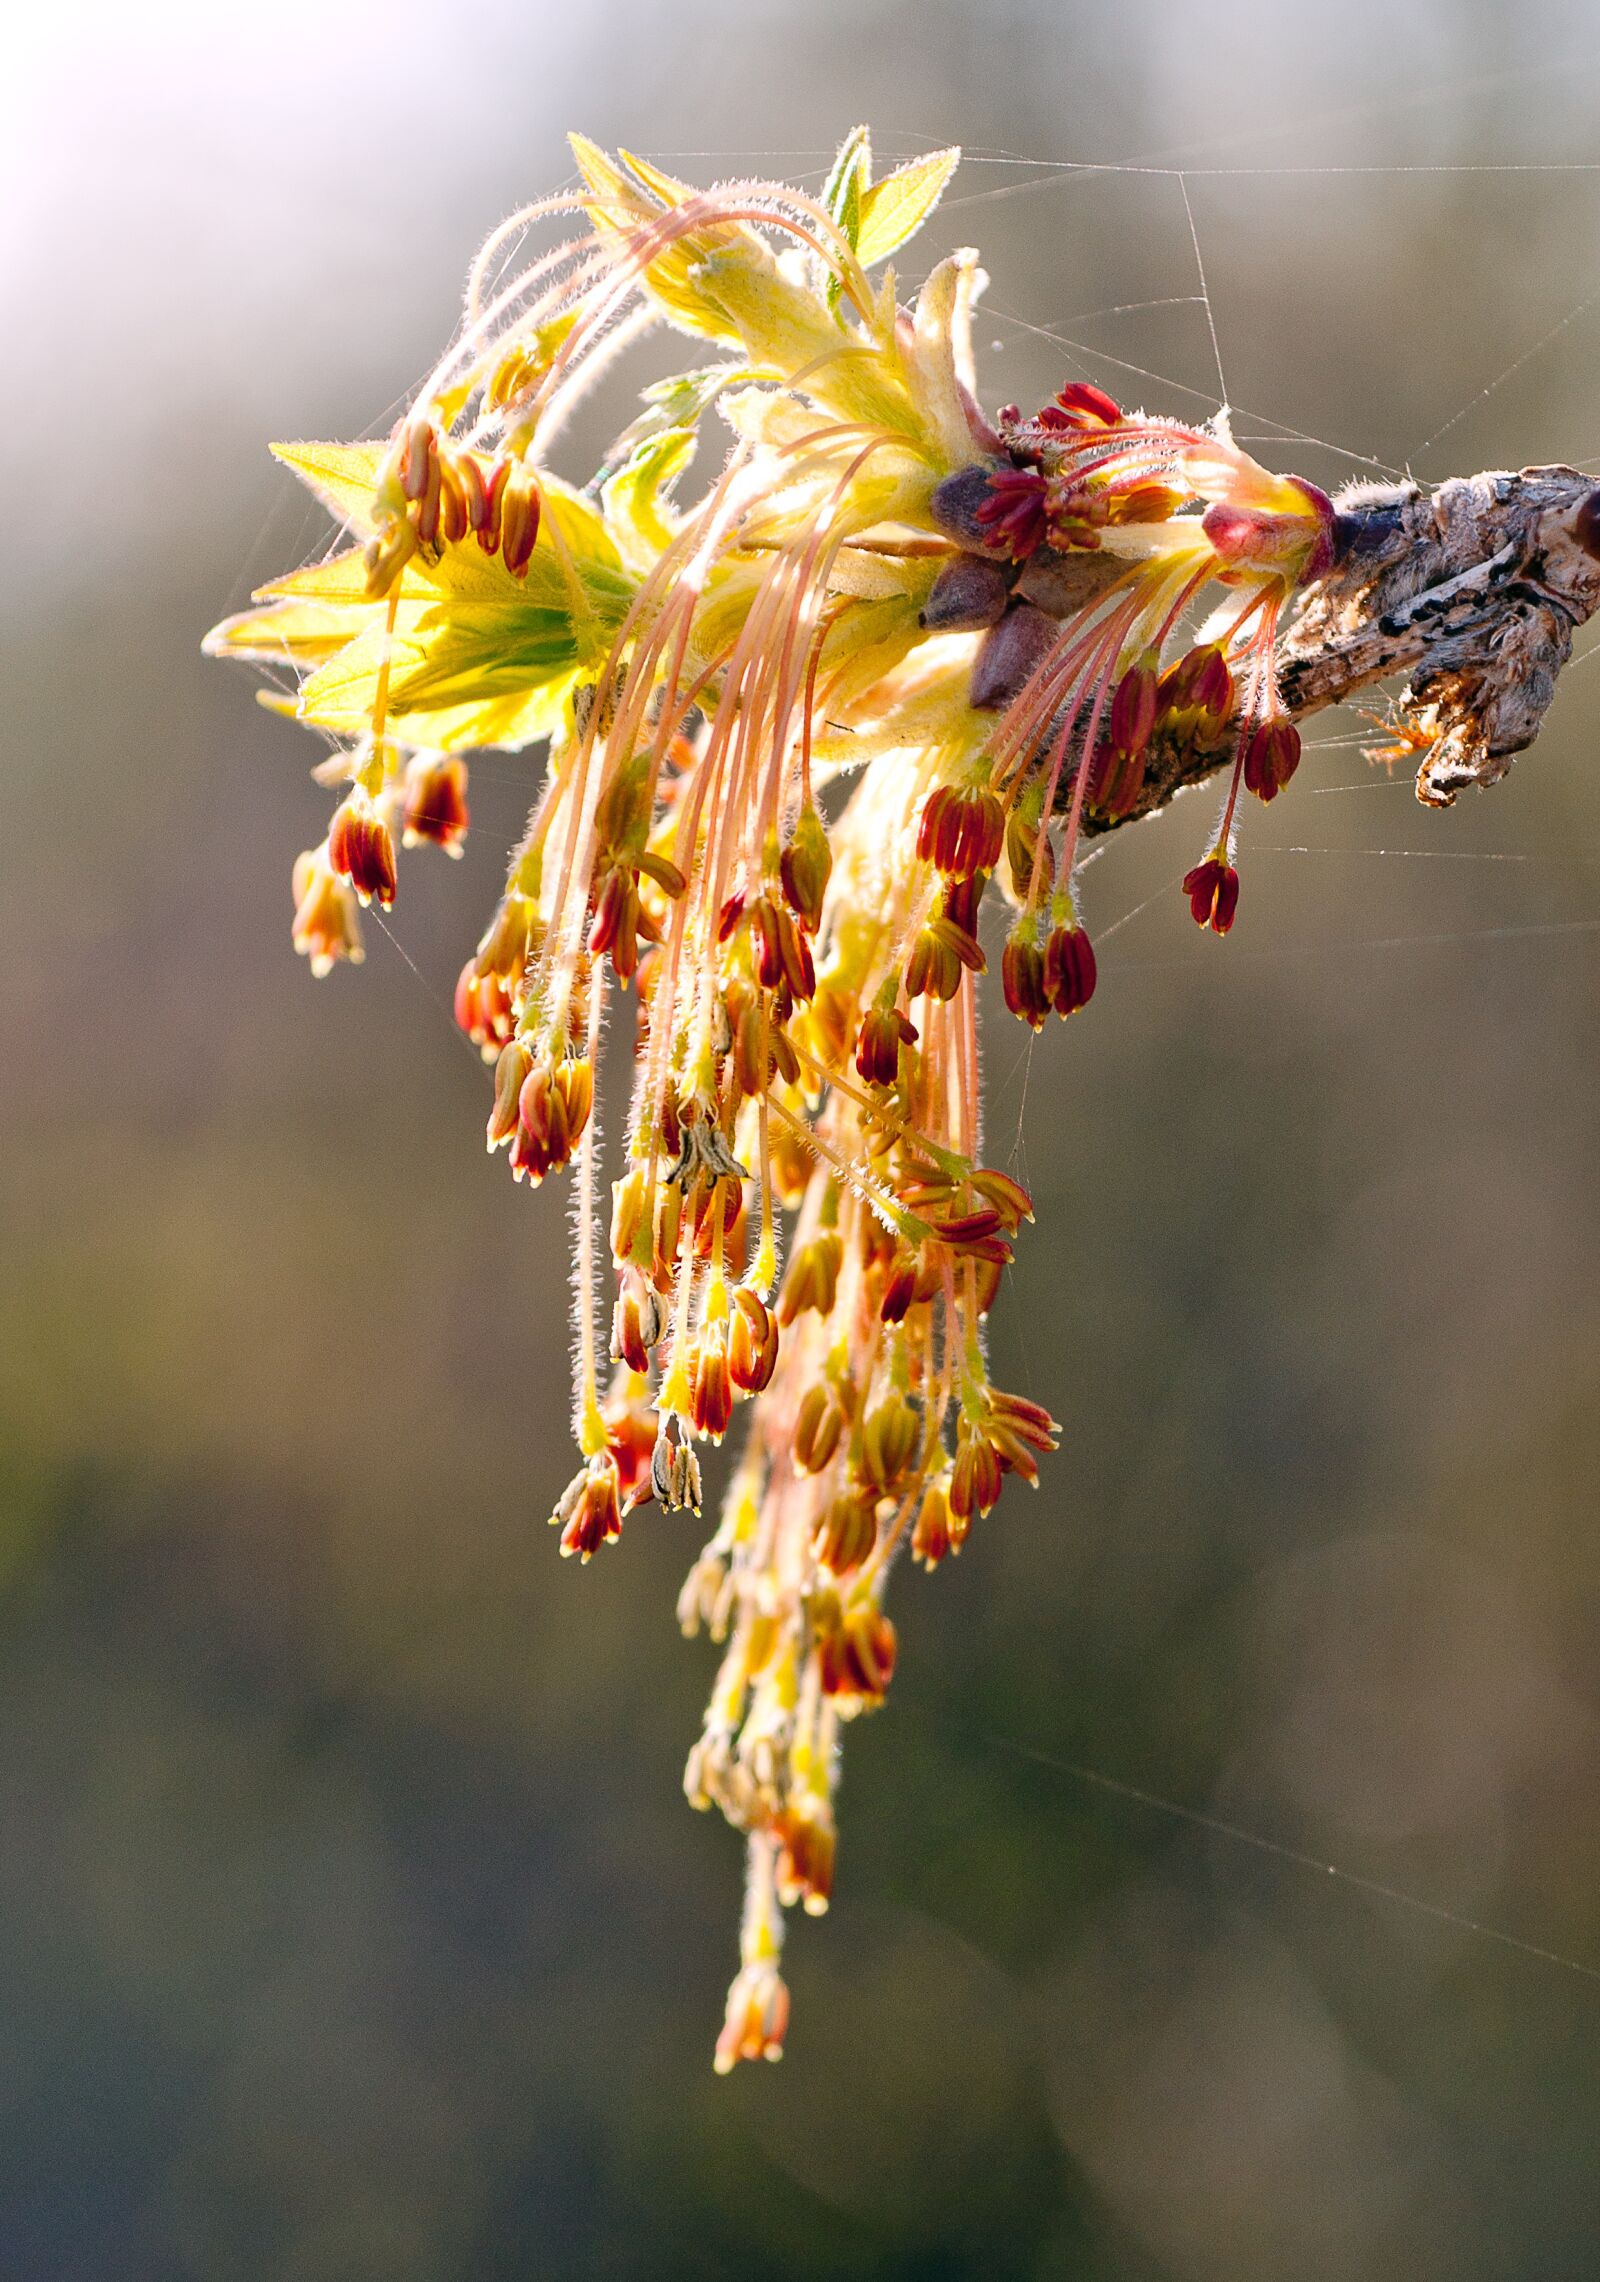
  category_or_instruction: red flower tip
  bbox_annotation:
[328,800,398,909]
[1242,717,1302,803]
[1182,857,1240,935]
[1043,924,1097,1016]
[973,465,1050,559]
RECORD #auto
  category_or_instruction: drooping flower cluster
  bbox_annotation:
[207,128,1338,2069]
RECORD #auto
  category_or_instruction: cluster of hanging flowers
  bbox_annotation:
[206,130,1339,2072]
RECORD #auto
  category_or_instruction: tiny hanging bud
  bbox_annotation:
[777,1232,842,1326]
[691,1324,734,1443]
[400,752,470,853]
[859,1394,920,1491]
[854,1001,917,1087]
[728,1288,779,1393]
[917,784,1005,878]
[793,1384,845,1475]
[328,799,398,909]
[290,846,365,977]
[1109,651,1159,760]
[912,1474,968,1570]
[1002,925,1050,1029]
[1242,717,1302,803]
[1043,924,1097,1017]
[812,1492,878,1576]
[551,1455,623,1562]
[487,1039,534,1150]
[778,805,832,933]
[1182,856,1241,935]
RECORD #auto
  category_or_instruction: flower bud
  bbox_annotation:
[917,784,1005,878]
[912,1474,968,1570]
[487,1039,533,1149]
[400,752,469,853]
[777,1232,842,1327]
[951,1426,1005,1522]
[919,552,1010,632]
[1182,856,1240,935]
[793,1384,844,1474]
[328,799,398,909]
[778,805,832,932]
[854,1002,917,1087]
[290,847,365,977]
[1002,927,1050,1028]
[713,1961,789,2074]
[859,1394,919,1491]
[454,962,517,1056]
[551,1455,623,1562]
[691,1324,734,1443]
[1109,652,1159,759]
[812,1492,877,1576]
[819,1604,897,1706]
[969,602,1057,710]
[1044,924,1097,1017]
[728,1287,779,1393]
[1242,717,1301,803]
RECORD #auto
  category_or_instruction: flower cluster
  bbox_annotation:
[207,128,1338,2069]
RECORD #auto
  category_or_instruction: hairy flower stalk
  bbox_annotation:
[206,131,1600,2069]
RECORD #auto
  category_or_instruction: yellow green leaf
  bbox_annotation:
[618,149,698,210]
[269,440,388,537]
[602,427,697,570]
[855,146,960,270]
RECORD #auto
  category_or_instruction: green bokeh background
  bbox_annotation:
[6,3,1600,2274]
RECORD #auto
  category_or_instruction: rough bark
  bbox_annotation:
[1068,466,1600,834]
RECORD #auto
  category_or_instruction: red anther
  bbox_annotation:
[499,477,541,577]
[716,891,746,942]
[555,1456,623,1562]
[929,1206,1003,1245]
[819,1607,897,1704]
[950,1429,1004,1522]
[328,801,398,908]
[728,1287,778,1393]
[1243,717,1302,803]
[454,961,517,1055]
[854,1003,917,1087]
[588,866,641,980]
[401,752,469,852]
[878,1257,919,1324]
[1182,856,1240,935]
[414,448,445,547]
[778,805,831,932]
[401,415,436,503]
[974,464,1051,559]
[1002,929,1050,1029]
[1044,924,1097,1016]
[812,1493,877,1577]
[917,784,1005,877]
[487,1039,533,1149]
[438,460,469,545]
[1110,654,1159,758]
[1048,380,1122,428]
[473,457,512,552]
[690,1329,733,1443]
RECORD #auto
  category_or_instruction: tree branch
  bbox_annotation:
[1068,466,1600,834]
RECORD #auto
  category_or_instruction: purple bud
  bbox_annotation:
[919,552,1011,631]
[969,603,1058,712]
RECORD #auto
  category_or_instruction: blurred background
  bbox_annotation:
[6,1,1600,2274]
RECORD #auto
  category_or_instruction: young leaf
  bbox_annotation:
[855,146,960,270]
[822,124,872,312]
